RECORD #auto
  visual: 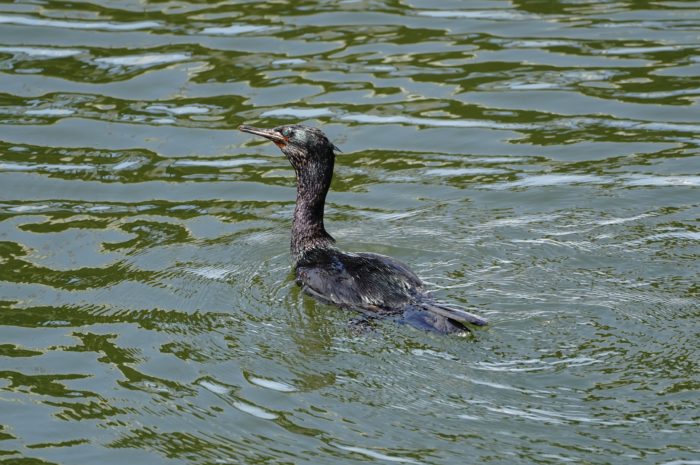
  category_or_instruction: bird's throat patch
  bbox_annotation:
[275,135,289,148]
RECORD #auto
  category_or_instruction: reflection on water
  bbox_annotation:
[1,1,699,464]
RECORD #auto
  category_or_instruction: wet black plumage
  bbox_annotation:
[239,123,487,334]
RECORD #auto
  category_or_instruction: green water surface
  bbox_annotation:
[1,1,699,464]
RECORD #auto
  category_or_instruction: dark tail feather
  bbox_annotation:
[401,306,466,334]
[420,302,488,327]
[400,302,487,335]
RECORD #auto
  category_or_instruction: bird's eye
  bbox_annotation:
[281,127,293,137]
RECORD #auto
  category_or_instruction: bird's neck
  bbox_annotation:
[291,159,335,261]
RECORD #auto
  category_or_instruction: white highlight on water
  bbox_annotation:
[199,380,230,395]
[173,159,267,168]
[248,376,296,392]
[232,401,278,420]
[25,108,75,116]
[201,24,269,35]
[334,444,421,464]
[185,266,235,280]
[261,108,335,118]
[603,45,686,55]
[147,105,210,115]
[424,167,508,176]
[498,174,606,188]
[0,46,83,57]
[0,14,159,31]
[0,162,93,172]
[151,118,176,124]
[95,53,189,67]
[272,58,307,66]
[341,113,533,130]
[112,160,142,171]
[417,10,535,20]
[624,175,700,187]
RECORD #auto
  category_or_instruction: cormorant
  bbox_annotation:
[239,123,487,334]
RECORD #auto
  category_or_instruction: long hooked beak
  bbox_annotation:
[239,125,286,145]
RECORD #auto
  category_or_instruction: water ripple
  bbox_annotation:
[0,14,160,31]
[0,46,83,57]
[2,1,699,464]
[95,53,190,67]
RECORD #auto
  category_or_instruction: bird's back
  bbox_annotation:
[295,248,488,334]
[295,248,422,313]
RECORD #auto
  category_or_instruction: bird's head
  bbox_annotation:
[239,124,339,170]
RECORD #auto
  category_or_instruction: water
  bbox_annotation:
[1,1,699,464]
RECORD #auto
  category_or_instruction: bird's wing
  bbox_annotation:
[295,250,422,312]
